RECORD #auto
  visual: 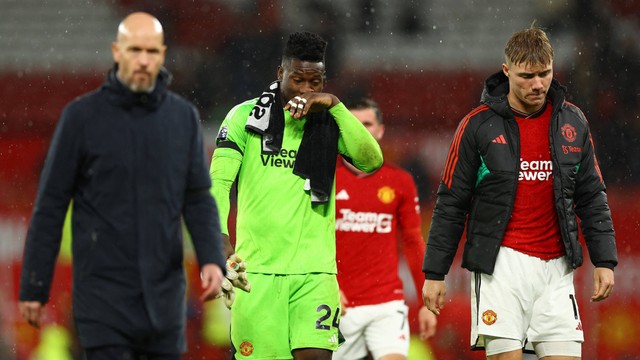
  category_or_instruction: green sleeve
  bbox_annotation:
[330,102,383,173]
[210,147,242,235]
[209,100,254,235]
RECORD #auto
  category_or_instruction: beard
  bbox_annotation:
[126,71,155,93]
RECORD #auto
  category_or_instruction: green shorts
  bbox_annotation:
[231,273,341,359]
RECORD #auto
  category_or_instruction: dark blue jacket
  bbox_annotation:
[20,66,225,353]
[424,72,617,279]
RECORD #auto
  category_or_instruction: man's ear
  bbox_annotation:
[111,42,120,63]
[277,65,283,81]
[501,63,509,77]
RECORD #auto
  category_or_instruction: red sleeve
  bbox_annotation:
[397,170,426,295]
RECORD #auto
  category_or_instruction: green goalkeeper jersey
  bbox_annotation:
[210,100,382,275]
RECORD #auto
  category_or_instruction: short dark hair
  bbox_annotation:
[282,31,327,63]
[345,97,383,124]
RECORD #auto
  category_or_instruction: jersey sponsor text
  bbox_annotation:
[519,159,553,181]
[260,148,297,168]
[336,208,393,233]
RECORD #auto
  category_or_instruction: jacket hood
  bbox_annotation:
[103,63,172,110]
[480,70,567,118]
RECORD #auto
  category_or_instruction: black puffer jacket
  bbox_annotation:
[423,71,617,279]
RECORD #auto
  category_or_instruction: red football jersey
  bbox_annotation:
[502,103,564,259]
[335,160,425,307]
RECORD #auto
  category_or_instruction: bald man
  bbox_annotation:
[18,12,226,359]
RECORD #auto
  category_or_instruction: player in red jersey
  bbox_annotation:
[334,98,437,360]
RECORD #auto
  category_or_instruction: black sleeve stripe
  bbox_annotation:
[216,140,243,155]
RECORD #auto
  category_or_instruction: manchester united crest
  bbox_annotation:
[239,341,254,356]
[482,309,497,325]
[377,186,396,204]
[561,123,577,143]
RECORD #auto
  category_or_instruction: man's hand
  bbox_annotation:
[422,279,446,315]
[592,267,614,302]
[217,254,251,309]
[284,93,340,119]
[19,301,44,329]
[419,305,438,340]
[200,264,224,302]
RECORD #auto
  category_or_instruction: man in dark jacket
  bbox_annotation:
[422,25,617,360]
[18,12,226,359]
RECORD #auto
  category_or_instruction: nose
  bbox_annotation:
[299,82,315,94]
[532,76,544,90]
[138,51,150,67]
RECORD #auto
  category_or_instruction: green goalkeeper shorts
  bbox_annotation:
[231,273,341,359]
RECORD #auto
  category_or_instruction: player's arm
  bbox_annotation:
[210,146,242,257]
[397,174,427,299]
[423,112,479,313]
[573,113,617,270]
[331,103,383,173]
[210,138,251,308]
[397,173,436,333]
[571,111,616,301]
[209,104,250,256]
[423,114,479,280]
[285,94,382,172]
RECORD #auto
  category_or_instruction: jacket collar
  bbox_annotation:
[103,63,171,110]
[480,71,567,119]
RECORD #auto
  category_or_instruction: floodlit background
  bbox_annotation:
[1,0,638,359]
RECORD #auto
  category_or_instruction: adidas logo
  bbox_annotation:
[328,334,338,343]
[492,134,507,144]
[336,189,350,200]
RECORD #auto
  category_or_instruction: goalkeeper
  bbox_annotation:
[210,31,382,359]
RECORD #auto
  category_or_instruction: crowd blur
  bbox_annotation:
[130,0,640,188]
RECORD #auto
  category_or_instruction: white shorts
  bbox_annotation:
[470,247,584,351]
[333,300,410,360]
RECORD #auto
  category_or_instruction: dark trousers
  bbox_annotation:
[83,346,181,360]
